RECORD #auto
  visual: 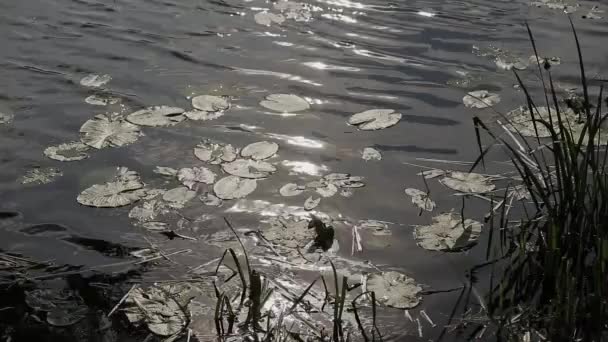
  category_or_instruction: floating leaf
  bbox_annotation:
[316,183,338,198]
[200,192,223,206]
[440,171,495,193]
[262,217,313,248]
[25,288,88,327]
[241,141,279,160]
[259,94,310,113]
[330,175,365,188]
[84,95,119,106]
[77,167,145,207]
[0,112,14,125]
[304,196,320,210]
[183,110,224,121]
[162,187,196,209]
[274,1,312,21]
[414,212,482,251]
[44,141,89,162]
[462,90,501,109]
[348,109,402,131]
[506,106,577,138]
[191,95,229,112]
[495,57,528,71]
[214,176,257,200]
[142,222,169,231]
[404,188,436,211]
[80,74,111,88]
[356,220,391,236]
[362,147,382,161]
[279,183,305,196]
[529,55,561,66]
[126,106,186,127]
[80,114,142,149]
[340,188,354,197]
[21,167,63,185]
[194,140,238,164]
[254,11,286,26]
[153,166,178,177]
[124,286,187,337]
[129,199,165,223]
[222,159,276,179]
[366,271,422,309]
[47,306,89,327]
[177,167,216,190]
[417,169,446,179]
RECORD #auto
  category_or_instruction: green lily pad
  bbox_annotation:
[21,167,63,185]
[126,106,186,127]
[162,187,197,209]
[85,95,119,106]
[304,196,320,210]
[44,141,89,162]
[177,166,216,190]
[123,286,187,337]
[241,141,279,160]
[362,147,382,161]
[80,114,141,149]
[260,94,310,113]
[254,12,286,26]
[80,74,111,88]
[77,167,145,207]
[414,212,482,251]
[366,271,422,309]
[222,159,276,179]
[440,171,495,194]
[214,176,257,200]
[404,188,436,211]
[279,183,305,196]
[194,140,238,164]
[463,90,501,109]
[191,95,229,112]
[348,109,402,131]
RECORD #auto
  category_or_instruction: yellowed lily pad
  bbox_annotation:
[126,106,185,127]
[414,212,482,252]
[404,188,436,211]
[440,172,495,193]
[44,141,89,162]
[77,167,145,207]
[348,109,402,131]
[366,271,422,309]
[80,114,141,149]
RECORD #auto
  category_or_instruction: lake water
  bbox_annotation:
[0,0,607,340]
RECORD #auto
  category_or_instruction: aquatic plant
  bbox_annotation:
[472,20,608,341]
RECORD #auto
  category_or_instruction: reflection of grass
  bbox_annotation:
[473,20,608,340]
[213,218,382,341]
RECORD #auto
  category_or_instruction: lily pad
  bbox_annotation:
[126,106,186,127]
[47,306,89,327]
[262,217,313,249]
[191,95,230,112]
[222,159,276,179]
[241,141,279,160]
[25,288,88,327]
[77,167,145,207]
[183,110,224,121]
[214,176,257,200]
[348,109,402,131]
[462,90,501,109]
[316,183,338,198]
[129,200,165,223]
[200,192,223,206]
[85,95,119,106]
[153,166,178,177]
[162,187,196,209]
[366,271,422,309]
[194,140,238,164]
[414,212,482,252]
[417,169,446,179]
[80,114,142,149]
[356,220,391,236]
[404,188,436,211]
[260,94,310,113]
[274,1,312,21]
[506,106,576,138]
[529,55,561,66]
[440,172,495,193]
[279,183,305,197]
[0,112,14,125]
[304,196,321,210]
[124,286,187,337]
[362,147,382,161]
[80,74,111,88]
[495,57,528,71]
[21,167,63,185]
[254,11,286,26]
[177,167,216,190]
[44,141,90,162]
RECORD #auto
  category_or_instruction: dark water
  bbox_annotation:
[1,0,607,340]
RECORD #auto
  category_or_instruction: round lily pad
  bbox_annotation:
[0,112,14,125]
[348,109,402,131]
[414,212,482,251]
[153,166,178,177]
[129,199,165,223]
[241,141,279,160]
[260,94,310,113]
[495,57,528,71]
[47,306,89,327]
[80,74,111,88]
[44,141,90,162]
[463,90,501,109]
[440,172,495,194]
[279,183,305,196]
[80,114,142,149]
[222,159,276,179]
[126,106,186,127]
[404,188,436,212]
[200,192,223,206]
[123,287,187,337]
[316,183,338,198]
[366,271,422,309]
[177,167,216,190]
[356,220,392,236]
[192,95,229,112]
[194,140,238,164]
[21,167,63,185]
[184,110,224,121]
[506,106,575,138]
[77,167,146,208]
[162,187,197,209]
[214,176,257,200]
[254,11,286,26]
[85,95,119,106]
[304,196,320,210]
[362,147,382,161]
